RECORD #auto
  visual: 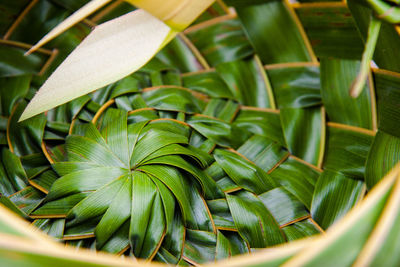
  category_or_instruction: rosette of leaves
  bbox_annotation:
[36,107,222,259]
[26,81,325,264]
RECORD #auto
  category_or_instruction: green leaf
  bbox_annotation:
[188,115,248,148]
[216,231,231,260]
[101,220,130,254]
[63,216,98,240]
[156,36,203,73]
[258,187,308,226]
[66,135,127,168]
[348,0,400,72]
[46,95,90,126]
[45,167,126,201]
[147,119,191,137]
[186,19,253,66]
[20,152,49,179]
[233,108,284,145]
[98,109,130,166]
[0,1,30,35]
[95,176,131,249]
[66,175,127,225]
[51,161,99,176]
[282,219,321,241]
[182,71,234,99]
[349,16,381,98]
[0,157,16,196]
[373,69,400,138]
[280,107,324,166]
[323,126,373,179]
[143,155,223,199]
[269,157,320,209]
[207,199,235,230]
[123,113,144,137]
[214,149,277,194]
[1,149,28,192]
[0,75,31,116]
[139,164,196,229]
[216,57,275,108]
[0,196,27,219]
[187,184,215,232]
[183,229,216,264]
[123,180,150,250]
[129,171,164,258]
[267,64,321,109]
[72,123,107,146]
[295,5,364,59]
[47,219,65,239]
[32,192,89,217]
[366,131,400,189]
[311,170,364,229]
[161,212,185,260]
[151,177,175,233]
[202,99,239,122]
[30,170,58,193]
[237,134,288,173]
[232,0,313,63]
[131,129,188,167]
[9,186,45,215]
[320,58,373,129]
[0,45,47,77]
[139,192,166,258]
[285,166,396,266]
[207,163,239,193]
[141,143,208,168]
[227,191,285,247]
[8,101,47,156]
[142,87,205,113]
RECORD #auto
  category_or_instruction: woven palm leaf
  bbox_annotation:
[0,0,399,266]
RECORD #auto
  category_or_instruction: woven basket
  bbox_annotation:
[0,0,399,266]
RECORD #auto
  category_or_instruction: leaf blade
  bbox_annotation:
[20,10,175,121]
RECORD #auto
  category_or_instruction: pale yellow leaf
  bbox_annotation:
[128,0,216,30]
[20,10,175,121]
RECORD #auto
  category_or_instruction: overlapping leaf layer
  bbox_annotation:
[0,0,400,266]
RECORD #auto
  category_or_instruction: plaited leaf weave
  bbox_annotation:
[0,0,399,266]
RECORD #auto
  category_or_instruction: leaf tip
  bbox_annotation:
[18,102,40,122]
[18,109,32,122]
[25,45,38,56]
[349,74,364,99]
